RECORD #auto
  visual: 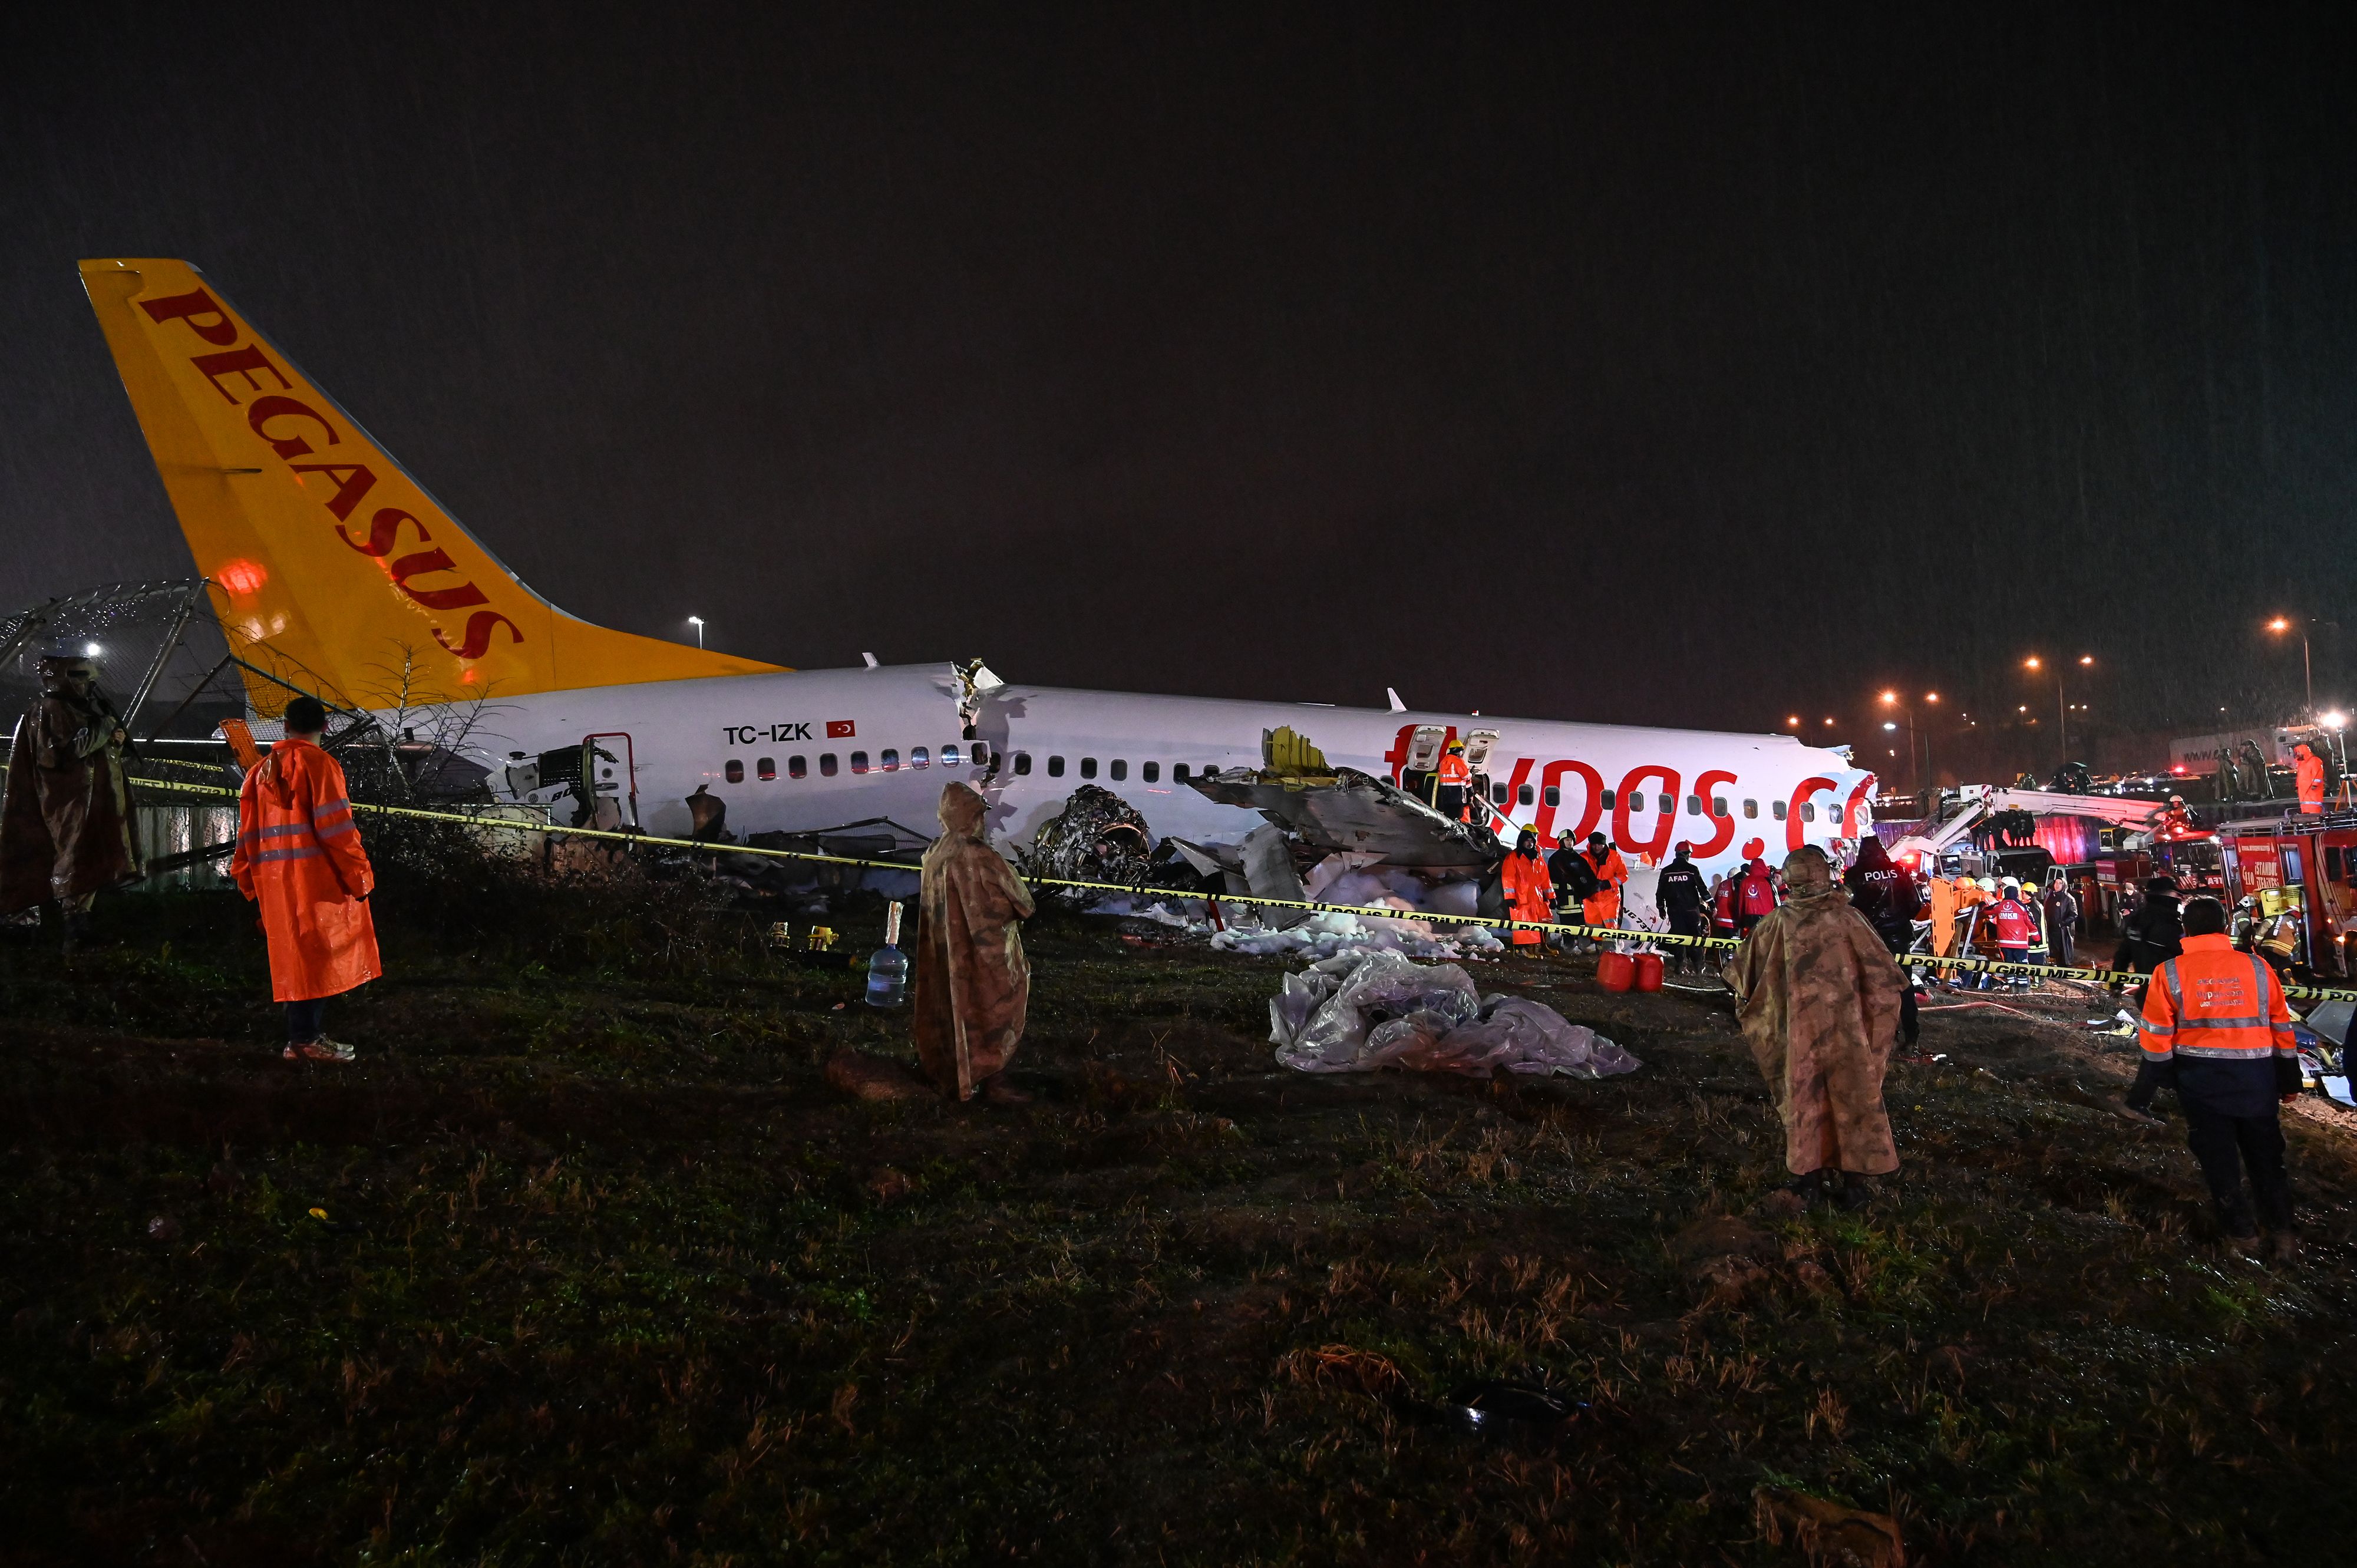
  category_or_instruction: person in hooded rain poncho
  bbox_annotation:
[1724,845,1907,1208]
[1498,826,1552,950]
[0,652,140,940]
[229,697,380,1061]
[915,781,1037,1105]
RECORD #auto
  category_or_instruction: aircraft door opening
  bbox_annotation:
[584,732,639,830]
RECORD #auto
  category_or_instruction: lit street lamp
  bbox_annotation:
[1877,690,1939,800]
[688,615,705,649]
[2023,655,2092,772]
[2267,615,2323,717]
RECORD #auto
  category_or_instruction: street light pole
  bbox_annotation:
[688,615,705,649]
[2268,616,2319,717]
[2025,656,2092,775]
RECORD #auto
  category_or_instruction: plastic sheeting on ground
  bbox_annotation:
[1270,950,1643,1079]
[1088,897,1503,962]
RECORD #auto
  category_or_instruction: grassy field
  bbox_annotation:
[5,837,2357,1565]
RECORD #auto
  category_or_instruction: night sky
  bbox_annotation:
[5,7,2354,760]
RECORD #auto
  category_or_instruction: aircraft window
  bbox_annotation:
[1515,783,1533,806]
[1143,761,1160,783]
[757,758,775,781]
[1713,797,1729,818]
[1543,785,1560,807]
[912,747,930,769]
[1601,790,1616,809]
[1174,764,1190,783]
[971,742,991,765]
[850,750,870,774]
[1048,755,1066,778]
[1080,757,1098,780]
[820,754,839,777]
[1491,782,1510,805]
[789,755,807,780]
[1012,751,1031,775]
[1626,793,1643,812]
[940,743,960,767]
[1110,760,1127,781]
[1685,795,1699,815]
[1771,800,1786,820]
[880,748,899,771]
[1742,798,1757,818]
[725,760,744,784]
[1801,803,1817,823]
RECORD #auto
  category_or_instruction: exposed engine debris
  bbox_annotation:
[1022,784,1156,903]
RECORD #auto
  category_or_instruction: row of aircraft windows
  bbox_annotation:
[1009,755,1214,782]
[1502,785,1808,821]
[722,742,992,784]
[716,750,1833,824]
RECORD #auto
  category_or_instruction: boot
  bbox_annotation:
[2217,1200,2261,1252]
[2268,1229,2302,1265]
[1784,1169,1836,1209]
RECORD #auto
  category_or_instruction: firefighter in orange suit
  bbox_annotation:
[2294,742,2325,815]
[1580,830,1628,930]
[2133,896,2302,1258]
[1434,741,1473,822]
[229,696,381,1062]
[1498,826,1552,950]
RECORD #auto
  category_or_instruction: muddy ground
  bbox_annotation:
[5,854,2357,1566]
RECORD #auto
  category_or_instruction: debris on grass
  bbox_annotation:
[1752,1485,1906,1567]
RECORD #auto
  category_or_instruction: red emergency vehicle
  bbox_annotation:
[2220,813,2357,979]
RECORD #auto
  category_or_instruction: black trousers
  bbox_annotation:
[287,995,328,1044]
[2181,1101,2292,1230]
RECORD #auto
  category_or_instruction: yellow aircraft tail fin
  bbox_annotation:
[79,258,781,709]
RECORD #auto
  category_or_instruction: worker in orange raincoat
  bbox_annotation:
[1579,830,1627,931]
[229,697,379,1062]
[2293,742,2325,815]
[1498,826,1552,950]
[1434,741,1473,822]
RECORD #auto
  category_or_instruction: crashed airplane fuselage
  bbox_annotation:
[80,256,1875,879]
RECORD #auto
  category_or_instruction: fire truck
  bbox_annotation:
[2218,810,2357,979]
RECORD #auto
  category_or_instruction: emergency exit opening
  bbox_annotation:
[583,732,639,830]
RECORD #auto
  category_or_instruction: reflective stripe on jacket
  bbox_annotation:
[230,737,382,1003]
[2138,933,2295,1063]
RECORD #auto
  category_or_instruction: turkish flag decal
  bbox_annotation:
[826,719,856,739]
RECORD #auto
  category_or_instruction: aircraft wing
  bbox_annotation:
[1188,767,1503,870]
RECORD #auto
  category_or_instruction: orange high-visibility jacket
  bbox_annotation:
[2138,933,2295,1067]
[2296,751,2325,813]
[230,737,381,1002]
[1580,845,1627,927]
[1437,752,1473,821]
[1499,850,1552,946]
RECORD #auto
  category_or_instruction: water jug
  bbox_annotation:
[865,902,909,1008]
[1632,952,1665,992]
[1596,951,1635,992]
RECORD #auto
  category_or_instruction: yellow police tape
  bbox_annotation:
[127,774,2357,1006]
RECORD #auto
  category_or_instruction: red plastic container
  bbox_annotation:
[1596,951,1635,992]
[1632,952,1665,992]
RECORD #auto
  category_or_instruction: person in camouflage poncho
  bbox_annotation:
[914,781,1037,1105]
[1724,845,1906,1206]
[1,653,140,932]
